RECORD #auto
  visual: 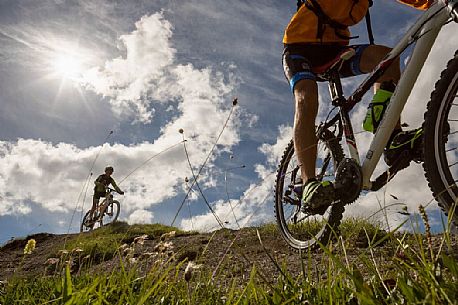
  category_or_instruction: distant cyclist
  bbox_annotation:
[89,166,124,222]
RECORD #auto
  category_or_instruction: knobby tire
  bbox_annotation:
[423,50,458,226]
[275,129,345,251]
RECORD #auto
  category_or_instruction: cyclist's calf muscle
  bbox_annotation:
[294,79,319,183]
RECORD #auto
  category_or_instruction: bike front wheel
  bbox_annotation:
[275,129,345,251]
[423,50,458,226]
[100,200,120,226]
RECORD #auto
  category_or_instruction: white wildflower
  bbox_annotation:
[160,231,176,241]
[184,262,202,282]
[134,234,148,245]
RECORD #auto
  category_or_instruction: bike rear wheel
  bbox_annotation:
[275,129,345,251]
[80,211,94,233]
[423,50,458,226]
[100,200,120,226]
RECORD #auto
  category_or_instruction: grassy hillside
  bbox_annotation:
[0,218,457,304]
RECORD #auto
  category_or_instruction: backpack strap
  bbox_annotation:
[297,0,303,11]
[300,0,359,41]
[365,0,375,44]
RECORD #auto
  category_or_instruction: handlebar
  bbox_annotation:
[106,187,124,194]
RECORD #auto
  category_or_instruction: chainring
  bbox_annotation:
[334,158,362,204]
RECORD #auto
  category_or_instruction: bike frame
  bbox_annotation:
[99,192,114,215]
[324,1,454,191]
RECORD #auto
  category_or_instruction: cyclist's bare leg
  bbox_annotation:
[293,79,319,184]
[294,46,401,185]
[89,197,99,221]
[359,45,402,129]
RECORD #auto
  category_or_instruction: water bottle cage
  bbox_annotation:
[363,99,390,133]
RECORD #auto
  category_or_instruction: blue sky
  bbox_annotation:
[1,0,457,244]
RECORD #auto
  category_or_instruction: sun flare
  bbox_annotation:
[52,54,83,79]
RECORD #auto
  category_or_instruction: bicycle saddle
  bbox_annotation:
[312,48,356,76]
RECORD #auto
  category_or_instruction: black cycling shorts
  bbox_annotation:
[282,43,369,92]
[93,191,107,200]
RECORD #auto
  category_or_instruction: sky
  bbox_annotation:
[1,0,457,244]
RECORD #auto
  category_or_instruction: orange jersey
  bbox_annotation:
[283,0,435,45]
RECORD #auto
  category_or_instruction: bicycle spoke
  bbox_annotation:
[446,146,458,153]
[448,161,458,168]
[317,153,332,180]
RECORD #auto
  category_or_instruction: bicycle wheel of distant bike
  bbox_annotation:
[80,211,95,233]
[100,200,120,226]
[423,50,458,226]
[275,129,345,251]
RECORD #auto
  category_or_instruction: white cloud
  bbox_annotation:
[128,209,154,224]
[0,139,184,215]
[180,179,275,232]
[180,125,292,231]
[0,12,246,236]
[81,13,175,122]
[403,23,458,127]
[81,12,239,127]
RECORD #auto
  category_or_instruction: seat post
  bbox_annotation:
[328,71,345,105]
[328,71,360,162]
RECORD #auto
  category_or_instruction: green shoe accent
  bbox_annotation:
[363,89,393,133]
[302,180,321,203]
[302,180,335,211]
[384,127,424,166]
[388,128,423,150]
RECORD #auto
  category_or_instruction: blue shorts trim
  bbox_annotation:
[349,45,369,76]
[290,72,316,91]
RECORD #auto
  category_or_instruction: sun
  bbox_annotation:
[52,54,83,80]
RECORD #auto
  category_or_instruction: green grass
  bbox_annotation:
[2,219,458,304]
[54,221,191,263]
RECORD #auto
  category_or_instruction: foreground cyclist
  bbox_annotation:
[283,0,433,211]
[89,166,124,222]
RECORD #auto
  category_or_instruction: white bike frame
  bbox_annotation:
[338,1,456,190]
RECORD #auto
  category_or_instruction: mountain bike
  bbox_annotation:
[80,188,121,232]
[275,0,458,251]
